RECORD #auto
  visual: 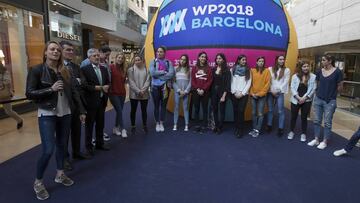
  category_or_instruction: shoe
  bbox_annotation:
[184,125,189,132]
[307,139,319,147]
[131,126,136,135]
[103,133,111,141]
[193,126,201,133]
[266,125,272,133]
[73,153,89,160]
[278,129,284,137]
[300,134,306,142]
[121,129,128,138]
[17,121,23,129]
[287,131,294,140]
[173,125,177,131]
[91,138,96,146]
[34,181,49,200]
[54,173,74,186]
[64,159,73,171]
[333,149,347,157]
[248,129,255,137]
[143,126,148,133]
[112,127,121,136]
[83,150,94,158]
[251,129,259,138]
[156,123,160,132]
[317,141,327,150]
[236,129,243,139]
[159,123,165,132]
[95,145,110,151]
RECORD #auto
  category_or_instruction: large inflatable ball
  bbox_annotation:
[145,0,298,120]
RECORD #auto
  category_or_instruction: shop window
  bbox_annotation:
[83,0,109,11]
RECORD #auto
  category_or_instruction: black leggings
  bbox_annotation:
[192,90,210,127]
[130,99,148,127]
[231,95,248,131]
[290,102,312,134]
[211,93,227,129]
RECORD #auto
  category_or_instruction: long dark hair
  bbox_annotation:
[322,54,335,67]
[43,41,70,83]
[273,55,286,80]
[177,54,190,73]
[196,51,209,72]
[296,59,310,86]
[256,56,266,74]
[215,53,227,74]
[235,54,250,81]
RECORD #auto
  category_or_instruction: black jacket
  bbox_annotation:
[211,67,231,97]
[81,63,110,109]
[65,61,86,107]
[25,63,86,114]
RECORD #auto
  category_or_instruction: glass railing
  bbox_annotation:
[338,81,360,116]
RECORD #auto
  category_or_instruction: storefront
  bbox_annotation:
[48,0,82,64]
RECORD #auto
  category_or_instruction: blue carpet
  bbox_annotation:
[1,102,360,203]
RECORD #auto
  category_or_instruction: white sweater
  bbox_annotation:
[231,74,252,95]
[269,67,290,94]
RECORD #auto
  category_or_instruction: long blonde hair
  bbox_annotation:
[43,41,70,83]
[115,52,128,74]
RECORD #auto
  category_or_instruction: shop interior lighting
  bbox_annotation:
[0,50,5,58]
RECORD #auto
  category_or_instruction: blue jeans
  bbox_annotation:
[313,96,337,140]
[174,92,189,125]
[151,85,169,122]
[251,96,266,131]
[109,95,125,129]
[267,93,285,129]
[37,115,71,179]
[345,126,360,152]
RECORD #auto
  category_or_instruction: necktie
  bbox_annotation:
[94,66,103,97]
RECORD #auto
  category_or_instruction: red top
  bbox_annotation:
[191,66,213,91]
[110,64,126,96]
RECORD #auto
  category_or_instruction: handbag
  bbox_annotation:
[0,73,12,100]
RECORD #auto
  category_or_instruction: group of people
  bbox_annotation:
[22,41,358,201]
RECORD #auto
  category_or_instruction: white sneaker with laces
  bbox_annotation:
[173,125,177,131]
[184,125,189,132]
[113,127,121,136]
[156,124,160,132]
[317,141,327,150]
[307,139,319,146]
[287,131,294,140]
[103,133,110,141]
[159,123,165,132]
[300,134,306,142]
[333,149,347,157]
[121,129,128,138]
[252,129,259,138]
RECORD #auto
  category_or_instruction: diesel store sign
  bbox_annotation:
[52,31,81,42]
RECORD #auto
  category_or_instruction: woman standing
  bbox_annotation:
[109,52,128,138]
[211,53,231,134]
[149,46,175,132]
[231,55,251,138]
[308,54,343,149]
[128,55,150,134]
[249,57,271,138]
[26,41,86,200]
[0,63,23,129]
[191,51,213,134]
[266,55,290,136]
[288,60,316,142]
[173,54,191,131]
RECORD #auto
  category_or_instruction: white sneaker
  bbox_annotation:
[159,123,165,132]
[300,134,306,142]
[112,127,121,136]
[307,139,319,147]
[251,129,259,138]
[317,141,327,150]
[333,149,347,157]
[156,123,160,132]
[287,131,294,140]
[103,133,110,141]
[121,129,128,138]
[184,125,189,132]
[173,125,177,131]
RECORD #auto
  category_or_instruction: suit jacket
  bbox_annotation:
[65,61,86,108]
[81,63,110,109]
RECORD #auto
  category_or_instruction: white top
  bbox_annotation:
[230,71,252,95]
[38,91,71,117]
[269,67,290,94]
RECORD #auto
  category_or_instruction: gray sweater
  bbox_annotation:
[173,67,191,93]
[127,65,150,100]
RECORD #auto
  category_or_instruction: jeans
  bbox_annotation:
[192,90,210,127]
[345,126,360,152]
[37,115,71,179]
[174,92,189,125]
[231,95,248,131]
[3,103,22,123]
[251,96,266,131]
[267,93,285,129]
[109,95,125,129]
[211,93,226,129]
[151,85,169,122]
[290,102,312,134]
[130,99,148,127]
[313,96,337,140]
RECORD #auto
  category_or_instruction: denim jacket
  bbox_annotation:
[290,73,316,105]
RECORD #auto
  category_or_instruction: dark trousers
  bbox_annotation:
[211,93,227,129]
[85,105,106,151]
[192,90,210,127]
[64,110,81,159]
[37,115,71,179]
[151,86,169,122]
[290,102,312,134]
[231,95,248,131]
[130,99,148,127]
[345,126,360,152]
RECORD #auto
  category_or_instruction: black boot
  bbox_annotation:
[278,128,284,137]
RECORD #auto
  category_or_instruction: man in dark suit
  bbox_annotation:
[60,41,89,170]
[81,48,110,157]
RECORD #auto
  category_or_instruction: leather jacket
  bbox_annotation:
[26,63,86,114]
